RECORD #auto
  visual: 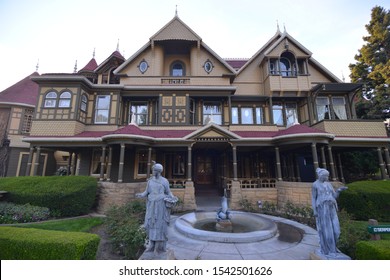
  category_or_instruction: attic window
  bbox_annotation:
[203,60,214,73]
[59,91,72,108]
[171,61,185,76]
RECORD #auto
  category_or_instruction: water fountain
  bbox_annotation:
[174,191,279,243]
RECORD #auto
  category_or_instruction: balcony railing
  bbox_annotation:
[161,78,190,85]
[223,177,276,190]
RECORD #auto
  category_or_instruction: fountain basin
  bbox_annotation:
[174,211,277,243]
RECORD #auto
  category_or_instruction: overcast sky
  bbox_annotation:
[0,0,389,91]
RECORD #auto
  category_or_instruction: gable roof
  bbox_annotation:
[0,72,39,107]
[114,15,236,75]
[95,50,125,72]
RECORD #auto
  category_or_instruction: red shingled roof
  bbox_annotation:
[79,58,98,72]
[0,72,39,106]
[224,59,248,70]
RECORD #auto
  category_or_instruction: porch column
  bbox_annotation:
[383,147,390,176]
[320,146,327,169]
[294,154,301,182]
[377,147,388,179]
[71,153,78,175]
[275,146,282,181]
[187,145,192,181]
[147,147,152,179]
[99,146,106,181]
[32,146,41,176]
[25,146,34,176]
[327,146,337,181]
[311,143,319,176]
[106,146,113,181]
[117,143,125,183]
[337,153,345,183]
[67,152,72,175]
[232,145,238,181]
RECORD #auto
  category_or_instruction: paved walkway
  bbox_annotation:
[163,213,320,260]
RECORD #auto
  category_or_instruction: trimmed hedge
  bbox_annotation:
[355,240,390,260]
[0,176,98,217]
[0,226,100,260]
[338,180,390,221]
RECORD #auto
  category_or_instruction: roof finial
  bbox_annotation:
[283,23,287,33]
[93,48,96,58]
[35,59,39,72]
[73,60,78,73]
[276,20,280,32]
[116,39,120,51]
[175,4,178,17]
[341,71,345,82]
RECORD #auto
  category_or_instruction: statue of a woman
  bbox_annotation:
[311,168,347,257]
[136,163,178,255]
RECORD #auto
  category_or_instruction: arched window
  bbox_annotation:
[44,91,57,107]
[170,61,185,76]
[279,51,296,76]
[59,91,72,107]
[81,94,88,112]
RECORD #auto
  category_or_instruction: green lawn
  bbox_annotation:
[14,216,104,232]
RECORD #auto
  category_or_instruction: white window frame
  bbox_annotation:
[94,95,110,124]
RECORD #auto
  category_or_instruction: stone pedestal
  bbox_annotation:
[310,249,351,260]
[139,249,176,260]
[229,180,242,209]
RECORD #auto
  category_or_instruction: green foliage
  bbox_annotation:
[340,150,379,182]
[0,202,50,224]
[0,176,98,217]
[337,210,371,259]
[105,201,147,259]
[338,180,390,221]
[16,216,104,232]
[355,240,390,260]
[239,198,257,212]
[349,6,390,119]
[0,226,100,260]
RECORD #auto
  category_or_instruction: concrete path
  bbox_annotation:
[165,213,320,260]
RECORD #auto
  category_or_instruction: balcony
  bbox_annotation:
[311,119,389,138]
[161,78,190,85]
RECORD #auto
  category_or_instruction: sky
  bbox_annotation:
[0,0,389,92]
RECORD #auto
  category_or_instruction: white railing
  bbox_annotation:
[223,177,276,190]
[168,179,186,188]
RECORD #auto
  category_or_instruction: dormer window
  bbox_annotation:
[171,61,185,76]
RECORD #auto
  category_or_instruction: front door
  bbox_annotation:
[195,153,214,185]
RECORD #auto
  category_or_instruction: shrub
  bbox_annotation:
[0,226,100,260]
[337,210,370,259]
[0,202,50,224]
[355,240,390,260]
[0,176,98,217]
[338,180,390,221]
[105,201,146,259]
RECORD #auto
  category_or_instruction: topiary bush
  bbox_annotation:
[355,240,390,260]
[338,180,390,221]
[0,176,98,217]
[0,226,100,260]
[0,202,50,224]
[105,200,146,259]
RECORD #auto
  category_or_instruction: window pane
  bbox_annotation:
[97,96,110,109]
[95,110,109,123]
[46,92,57,98]
[286,103,298,126]
[256,107,263,124]
[273,104,284,125]
[44,99,56,107]
[241,107,253,124]
[60,92,71,98]
[231,107,239,124]
[59,100,71,107]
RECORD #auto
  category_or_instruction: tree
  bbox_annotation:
[349,6,390,119]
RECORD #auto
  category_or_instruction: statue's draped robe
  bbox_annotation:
[142,177,173,241]
[312,180,340,255]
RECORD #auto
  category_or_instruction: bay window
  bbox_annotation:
[95,95,110,124]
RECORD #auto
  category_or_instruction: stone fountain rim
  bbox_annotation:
[174,210,278,243]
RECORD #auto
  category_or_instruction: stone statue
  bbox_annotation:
[217,189,231,221]
[136,163,178,255]
[311,168,348,259]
